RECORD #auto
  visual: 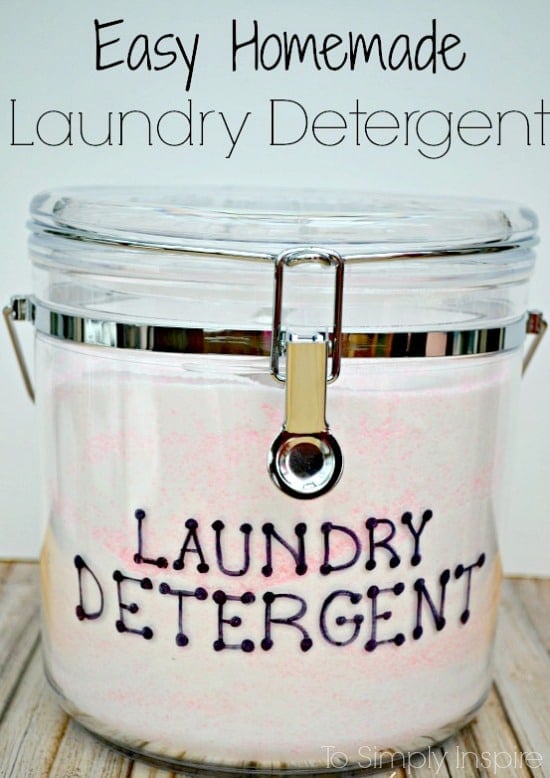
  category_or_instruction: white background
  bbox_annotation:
[1,0,548,574]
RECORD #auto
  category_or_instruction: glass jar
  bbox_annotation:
[5,188,545,775]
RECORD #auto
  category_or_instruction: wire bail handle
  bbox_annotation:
[523,310,547,375]
[3,298,35,403]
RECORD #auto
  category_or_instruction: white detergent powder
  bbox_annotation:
[38,339,518,768]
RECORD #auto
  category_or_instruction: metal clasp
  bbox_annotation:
[268,249,345,500]
[270,248,344,383]
[3,296,35,403]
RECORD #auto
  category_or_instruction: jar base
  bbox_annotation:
[45,666,488,777]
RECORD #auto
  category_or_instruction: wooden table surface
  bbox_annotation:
[0,562,548,777]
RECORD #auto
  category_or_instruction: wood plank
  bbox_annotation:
[0,560,36,588]
[443,728,484,778]
[0,560,14,586]
[0,562,40,723]
[511,578,550,653]
[129,761,178,777]
[0,645,69,777]
[380,767,408,777]
[47,716,134,778]
[493,579,550,775]
[468,686,538,777]
[406,746,450,776]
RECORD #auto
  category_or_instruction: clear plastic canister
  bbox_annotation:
[7,188,544,773]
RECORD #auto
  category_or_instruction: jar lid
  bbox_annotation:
[26,186,538,341]
[29,186,537,267]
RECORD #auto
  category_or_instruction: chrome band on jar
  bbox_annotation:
[6,296,534,359]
